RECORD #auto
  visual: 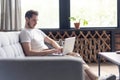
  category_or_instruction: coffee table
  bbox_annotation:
[98,52,120,80]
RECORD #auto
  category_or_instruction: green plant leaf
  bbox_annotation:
[83,19,88,26]
[69,16,88,26]
[69,17,76,21]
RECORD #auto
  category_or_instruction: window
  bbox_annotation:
[70,0,117,28]
[21,0,59,29]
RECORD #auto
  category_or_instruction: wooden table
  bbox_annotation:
[98,52,120,79]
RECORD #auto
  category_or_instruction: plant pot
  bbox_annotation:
[74,22,80,29]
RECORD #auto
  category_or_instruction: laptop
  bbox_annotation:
[62,37,76,55]
[52,37,76,55]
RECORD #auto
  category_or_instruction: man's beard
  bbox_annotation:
[28,22,34,29]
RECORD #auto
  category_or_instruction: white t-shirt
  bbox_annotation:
[20,28,48,51]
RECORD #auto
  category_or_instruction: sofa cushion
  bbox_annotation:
[0,32,25,58]
[0,56,84,80]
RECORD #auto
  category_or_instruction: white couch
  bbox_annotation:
[0,31,84,80]
[0,32,24,57]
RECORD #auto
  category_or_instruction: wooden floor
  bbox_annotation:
[88,62,119,77]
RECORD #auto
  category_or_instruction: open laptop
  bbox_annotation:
[62,37,76,55]
[52,37,76,55]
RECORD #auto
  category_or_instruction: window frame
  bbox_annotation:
[60,0,119,29]
[117,0,120,28]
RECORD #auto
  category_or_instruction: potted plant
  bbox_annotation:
[69,16,88,29]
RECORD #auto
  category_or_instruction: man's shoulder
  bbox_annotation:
[20,29,31,37]
[20,28,33,33]
[20,29,27,34]
[35,29,45,34]
[20,28,44,35]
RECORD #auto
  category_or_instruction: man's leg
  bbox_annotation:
[67,52,98,80]
[84,70,92,80]
[83,64,98,80]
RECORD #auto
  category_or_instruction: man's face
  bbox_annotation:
[26,14,38,28]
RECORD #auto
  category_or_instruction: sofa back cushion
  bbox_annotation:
[0,57,84,80]
[0,32,25,57]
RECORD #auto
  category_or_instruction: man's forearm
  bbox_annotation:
[25,49,59,56]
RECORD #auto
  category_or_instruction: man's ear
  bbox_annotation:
[25,17,29,23]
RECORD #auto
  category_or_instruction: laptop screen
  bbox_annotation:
[62,37,76,55]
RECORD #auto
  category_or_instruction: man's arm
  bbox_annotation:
[44,36,62,49]
[21,42,60,56]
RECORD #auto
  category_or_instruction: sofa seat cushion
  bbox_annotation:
[0,32,25,57]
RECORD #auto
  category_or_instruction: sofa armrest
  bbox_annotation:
[0,56,83,80]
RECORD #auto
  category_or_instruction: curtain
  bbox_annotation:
[0,0,21,31]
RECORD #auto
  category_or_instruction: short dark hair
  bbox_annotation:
[25,10,38,19]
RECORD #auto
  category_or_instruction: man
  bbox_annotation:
[20,10,115,80]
